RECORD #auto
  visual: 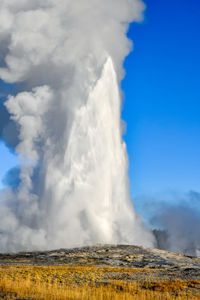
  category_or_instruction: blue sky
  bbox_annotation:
[0,80,16,189]
[122,0,200,204]
[0,0,200,211]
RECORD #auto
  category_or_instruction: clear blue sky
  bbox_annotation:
[0,80,17,189]
[0,0,200,210]
[122,0,200,204]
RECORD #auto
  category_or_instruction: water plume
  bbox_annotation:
[0,0,154,252]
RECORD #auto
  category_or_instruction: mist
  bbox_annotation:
[136,191,200,256]
[0,0,155,252]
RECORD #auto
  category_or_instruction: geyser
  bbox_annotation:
[0,0,154,252]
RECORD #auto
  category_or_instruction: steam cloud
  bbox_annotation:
[0,0,154,252]
[136,192,200,256]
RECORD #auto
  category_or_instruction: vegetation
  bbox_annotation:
[0,265,199,299]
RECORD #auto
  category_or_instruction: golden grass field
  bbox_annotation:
[0,265,199,299]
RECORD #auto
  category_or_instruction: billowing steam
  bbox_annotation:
[136,192,200,256]
[0,0,154,252]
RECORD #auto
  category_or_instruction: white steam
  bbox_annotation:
[0,0,154,252]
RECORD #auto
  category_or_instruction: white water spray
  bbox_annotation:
[0,0,154,252]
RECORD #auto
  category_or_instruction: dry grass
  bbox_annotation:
[0,265,199,299]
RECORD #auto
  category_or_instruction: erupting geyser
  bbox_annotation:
[0,0,154,252]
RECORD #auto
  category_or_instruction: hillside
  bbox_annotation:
[0,245,200,281]
[0,245,199,299]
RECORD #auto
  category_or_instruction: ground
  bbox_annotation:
[0,245,199,299]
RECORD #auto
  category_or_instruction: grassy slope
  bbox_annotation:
[0,265,199,299]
